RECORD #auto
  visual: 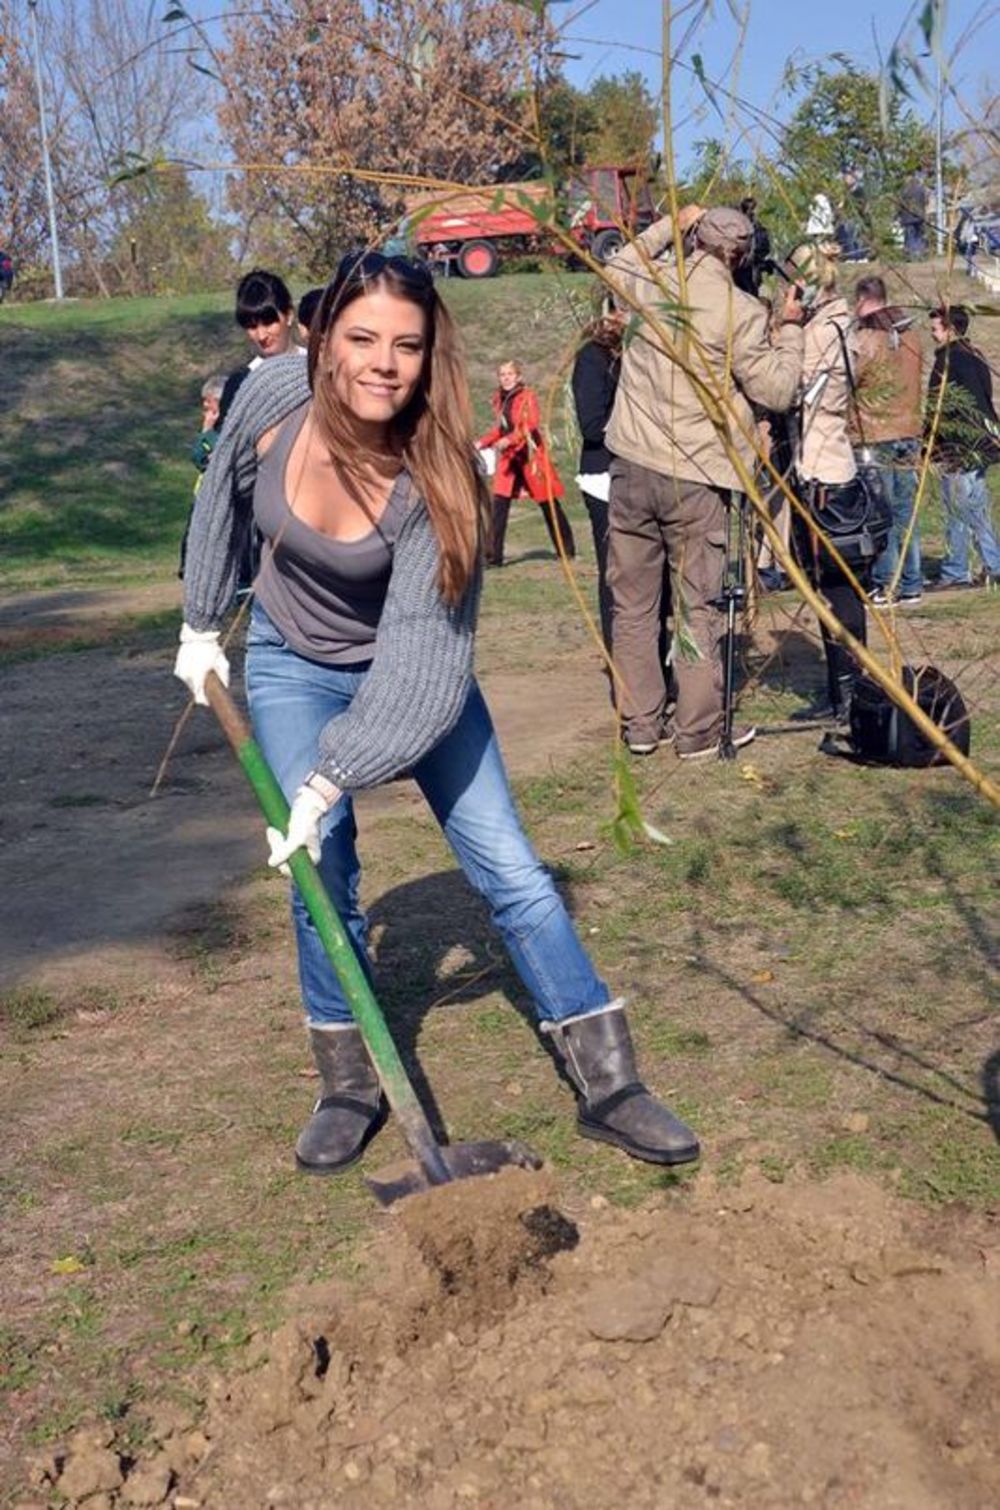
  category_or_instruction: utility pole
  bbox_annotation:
[27,0,64,299]
[934,54,945,257]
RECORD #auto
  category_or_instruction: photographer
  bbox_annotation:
[786,242,869,727]
[603,206,804,758]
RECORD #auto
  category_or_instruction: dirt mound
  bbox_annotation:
[27,1171,998,1510]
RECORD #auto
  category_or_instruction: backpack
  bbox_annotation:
[849,665,970,767]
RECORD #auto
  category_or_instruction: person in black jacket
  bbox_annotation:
[572,306,625,650]
[572,306,675,723]
[925,305,1000,589]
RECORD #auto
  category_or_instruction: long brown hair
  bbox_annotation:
[307,254,489,605]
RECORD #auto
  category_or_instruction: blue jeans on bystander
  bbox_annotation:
[938,469,1000,584]
[868,440,922,597]
[245,602,613,1027]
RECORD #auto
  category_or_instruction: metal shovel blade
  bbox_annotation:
[365,1138,542,1207]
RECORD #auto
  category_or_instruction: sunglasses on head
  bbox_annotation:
[333,250,434,289]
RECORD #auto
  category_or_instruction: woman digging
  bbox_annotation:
[174,253,698,1177]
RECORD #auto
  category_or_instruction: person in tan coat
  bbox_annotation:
[787,242,870,726]
[604,206,805,758]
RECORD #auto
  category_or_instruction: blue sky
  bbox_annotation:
[554,0,998,168]
[40,0,996,176]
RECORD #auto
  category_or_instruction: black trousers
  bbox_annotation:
[793,509,869,702]
[581,492,613,651]
[489,494,576,567]
[819,575,867,698]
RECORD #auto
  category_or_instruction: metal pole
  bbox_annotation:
[934,57,945,258]
[27,0,64,300]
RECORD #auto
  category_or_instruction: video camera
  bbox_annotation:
[760,257,819,314]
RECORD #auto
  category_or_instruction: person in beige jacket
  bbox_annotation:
[604,206,804,758]
[787,241,871,727]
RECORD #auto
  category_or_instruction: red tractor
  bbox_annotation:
[404,165,656,278]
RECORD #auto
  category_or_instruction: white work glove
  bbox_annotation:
[174,623,230,706]
[267,775,340,876]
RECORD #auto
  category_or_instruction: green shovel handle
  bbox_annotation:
[204,672,451,1186]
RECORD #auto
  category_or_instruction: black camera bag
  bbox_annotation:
[805,473,892,571]
[850,665,970,767]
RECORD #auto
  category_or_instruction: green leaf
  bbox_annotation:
[514,190,555,225]
[918,0,945,60]
[187,56,222,82]
[691,53,723,122]
[403,201,441,231]
[611,751,646,855]
[621,313,642,350]
[490,188,507,213]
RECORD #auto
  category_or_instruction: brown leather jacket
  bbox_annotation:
[850,308,923,444]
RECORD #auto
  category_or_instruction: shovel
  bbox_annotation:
[203,672,541,1206]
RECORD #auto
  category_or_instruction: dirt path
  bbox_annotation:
[0,584,610,991]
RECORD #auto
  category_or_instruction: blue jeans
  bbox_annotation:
[939,469,1000,583]
[245,603,612,1026]
[868,441,922,596]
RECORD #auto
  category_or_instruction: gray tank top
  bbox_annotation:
[253,402,412,664]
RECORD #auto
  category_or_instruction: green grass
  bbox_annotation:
[0,987,63,1034]
[0,294,240,594]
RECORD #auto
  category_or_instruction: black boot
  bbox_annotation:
[831,672,855,730]
[543,1005,700,1166]
[295,1025,385,1175]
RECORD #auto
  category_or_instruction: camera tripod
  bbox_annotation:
[712,490,750,761]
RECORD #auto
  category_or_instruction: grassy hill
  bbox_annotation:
[2,262,996,596]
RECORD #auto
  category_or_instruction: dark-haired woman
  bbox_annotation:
[213,270,304,590]
[218,268,301,429]
[477,360,575,567]
[175,253,698,1175]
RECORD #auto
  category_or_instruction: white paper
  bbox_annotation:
[575,471,611,503]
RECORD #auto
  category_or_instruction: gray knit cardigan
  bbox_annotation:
[183,353,481,792]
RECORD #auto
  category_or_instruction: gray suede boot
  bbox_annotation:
[543,1003,700,1166]
[295,1025,385,1175]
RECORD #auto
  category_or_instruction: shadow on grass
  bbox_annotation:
[686,928,991,1129]
[367,866,582,1141]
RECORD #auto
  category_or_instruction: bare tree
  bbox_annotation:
[0,0,48,276]
[217,0,551,272]
[49,0,213,289]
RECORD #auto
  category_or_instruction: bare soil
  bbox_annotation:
[0,577,607,993]
[26,1170,998,1510]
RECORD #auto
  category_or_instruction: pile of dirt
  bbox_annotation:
[24,1170,998,1509]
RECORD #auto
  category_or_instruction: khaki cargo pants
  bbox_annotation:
[608,459,727,754]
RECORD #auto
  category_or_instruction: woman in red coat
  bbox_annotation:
[477,360,575,567]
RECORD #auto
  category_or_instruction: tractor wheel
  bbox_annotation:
[591,228,624,264]
[457,240,499,279]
